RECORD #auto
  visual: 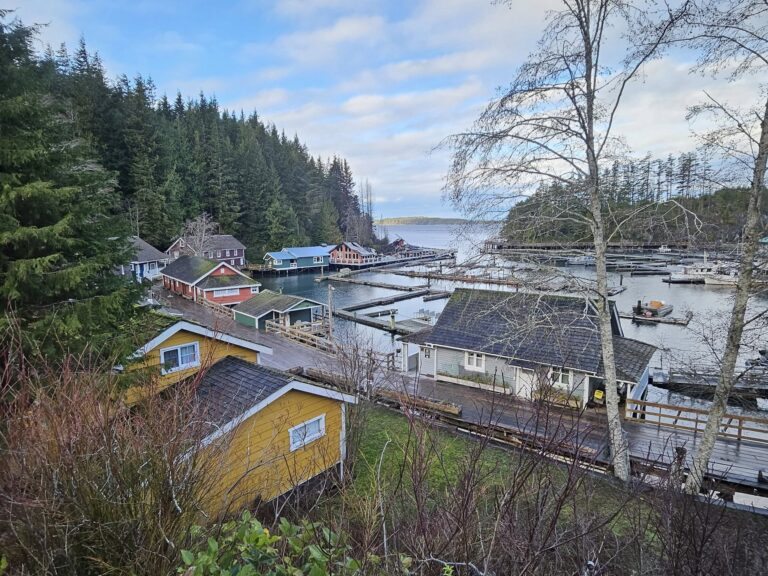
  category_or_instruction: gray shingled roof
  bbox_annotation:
[208,235,246,251]
[425,289,655,382]
[130,236,168,263]
[161,255,219,283]
[606,336,657,383]
[194,357,293,428]
[233,289,320,319]
[197,274,258,289]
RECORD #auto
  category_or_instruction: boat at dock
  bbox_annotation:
[663,274,705,284]
[565,255,596,265]
[634,299,674,317]
[703,266,739,286]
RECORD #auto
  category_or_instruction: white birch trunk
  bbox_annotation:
[684,96,768,494]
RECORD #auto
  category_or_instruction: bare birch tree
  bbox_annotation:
[673,0,768,494]
[445,0,683,481]
[180,212,218,256]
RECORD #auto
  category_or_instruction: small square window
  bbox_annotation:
[289,415,326,451]
[251,286,259,294]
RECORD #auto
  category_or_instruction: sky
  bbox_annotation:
[14,0,766,218]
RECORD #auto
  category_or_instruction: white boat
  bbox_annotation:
[704,269,739,285]
[566,255,596,265]
[657,245,672,254]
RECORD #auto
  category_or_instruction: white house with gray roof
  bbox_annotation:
[400,289,656,408]
[118,236,169,282]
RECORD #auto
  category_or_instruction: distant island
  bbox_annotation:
[377,216,498,226]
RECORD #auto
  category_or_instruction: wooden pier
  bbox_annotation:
[334,309,432,335]
[619,311,693,326]
[342,289,433,312]
[327,275,429,291]
[650,368,768,401]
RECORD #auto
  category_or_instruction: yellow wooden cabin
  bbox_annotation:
[120,319,273,404]
[192,356,357,517]
[120,318,357,517]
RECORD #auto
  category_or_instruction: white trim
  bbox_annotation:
[211,287,240,298]
[130,320,272,359]
[159,341,200,375]
[202,283,258,292]
[464,351,485,372]
[288,414,326,451]
[197,381,357,450]
[163,261,252,289]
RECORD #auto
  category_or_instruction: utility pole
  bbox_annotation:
[327,284,335,341]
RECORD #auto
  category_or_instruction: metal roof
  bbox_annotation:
[282,245,332,258]
[234,289,322,320]
[265,251,294,260]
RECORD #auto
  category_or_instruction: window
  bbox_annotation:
[274,259,282,265]
[217,250,222,258]
[160,342,199,374]
[250,286,259,294]
[225,250,230,257]
[464,351,485,372]
[313,256,323,264]
[212,288,240,297]
[173,251,179,258]
[551,368,571,391]
[148,261,157,270]
[423,348,431,358]
[289,414,326,451]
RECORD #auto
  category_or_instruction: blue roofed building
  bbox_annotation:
[263,245,332,272]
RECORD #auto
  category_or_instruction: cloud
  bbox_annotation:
[153,31,202,53]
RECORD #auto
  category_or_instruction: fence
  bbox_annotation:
[626,398,768,445]
[265,320,336,353]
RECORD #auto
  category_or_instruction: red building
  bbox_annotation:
[161,256,260,307]
[165,235,247,267]
[329,242,378,266]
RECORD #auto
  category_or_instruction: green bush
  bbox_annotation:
[179,511,378,576]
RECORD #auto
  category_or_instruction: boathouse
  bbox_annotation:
[118,236,169,282]
[233,290,325,330]
[263,246,332,272]
[161,255,260,307]
[330,242,378,266]
[166,234,247,267]
[400,289,656,408]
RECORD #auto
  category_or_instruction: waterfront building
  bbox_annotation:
[166,234,247,267]
[400,288,656,408]
[233,289,326,330]
[161,255,260,307]
[118,236,169,282]
[263,245,332,272]
[329,241,378,266]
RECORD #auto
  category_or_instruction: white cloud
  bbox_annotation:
[153,31,202,53]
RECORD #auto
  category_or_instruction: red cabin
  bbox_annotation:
[161,256,260,307]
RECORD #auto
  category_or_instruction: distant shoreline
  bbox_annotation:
[376,216,499,226]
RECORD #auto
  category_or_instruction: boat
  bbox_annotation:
[703,265,739,286]
[663,273,705,284]
[657,245,672,254]
[566,255,596,265]
[634,299,674,317]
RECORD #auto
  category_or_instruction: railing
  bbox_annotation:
[265,320,336,353]
[199,297,234,318]
[626,398,768,445]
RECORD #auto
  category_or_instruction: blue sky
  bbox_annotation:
[16,0,764,218]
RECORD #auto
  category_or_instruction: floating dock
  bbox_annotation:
[327,275,429,291]
[342,289,433,312]
[619,311,693,326]
[650,368,768,403]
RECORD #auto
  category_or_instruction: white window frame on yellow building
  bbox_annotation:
[159,341,200,375]
[288,414,326,451]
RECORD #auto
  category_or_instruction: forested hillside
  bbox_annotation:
[43,38,374,255]
[503,153,767,245]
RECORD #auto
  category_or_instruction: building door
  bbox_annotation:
[517,367,535,399]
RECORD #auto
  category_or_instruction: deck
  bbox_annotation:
[148,285,768,496]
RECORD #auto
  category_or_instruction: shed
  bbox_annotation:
[233,290,325,329]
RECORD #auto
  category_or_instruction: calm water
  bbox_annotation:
[259,224,768,411]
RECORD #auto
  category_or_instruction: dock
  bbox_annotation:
[342,289,433,312]
[423,290,452,301]
[334,309,432,335]
[619,311,693,326]
[327,275,429,291]
[650,368,768,402]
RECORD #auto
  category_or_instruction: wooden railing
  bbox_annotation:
[265,320,336,353]
[199,297,234,318]
[626,398,768,445]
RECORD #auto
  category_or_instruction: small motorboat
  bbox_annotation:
[634,299,674,317]
[566,255,596,265]
[657,245,672,254]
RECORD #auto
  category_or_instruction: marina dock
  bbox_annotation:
[619,311,693,326]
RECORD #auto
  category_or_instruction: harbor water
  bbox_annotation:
[258,224,768,414]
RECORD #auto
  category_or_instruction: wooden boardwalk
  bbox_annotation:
[148,286,768,495]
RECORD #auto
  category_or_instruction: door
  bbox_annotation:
[517,367,535,399]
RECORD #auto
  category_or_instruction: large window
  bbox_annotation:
[213,288,240,297]
[313,256,324,264]
[464,351,485,372]
[289,414,326,451]
[551,367,571,391]
[160,342,199,375]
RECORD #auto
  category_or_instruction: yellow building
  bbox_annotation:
[192,356,357,517]
[121,319,273,403]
